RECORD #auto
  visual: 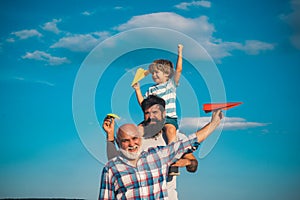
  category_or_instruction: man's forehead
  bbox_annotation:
[147,104,165,111]
[118,125,142,138]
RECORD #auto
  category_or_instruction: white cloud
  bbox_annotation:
[81,11,93,16]
[35,80,56,87]
[280,0,300,49]
[114,6,124,10]
[114,12,274,60]
[22,50,70,66]
[175,0,211,10]
[116,13,214,35]
[179,117,268,131]
[6,38,15,43]
[11,29,42,40]
[42,19,61,34]
[50,31,110,52]
[242,40,275,55]
[13,76,55,87]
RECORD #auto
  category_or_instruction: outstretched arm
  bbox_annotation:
[174,44,183,85]
[195,109,223,143]
[156,109,223,165]
[132,82,144,106]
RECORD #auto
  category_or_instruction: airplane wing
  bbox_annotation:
[131,68,149,86]
[106,113,120,119]
[203,102,242,113]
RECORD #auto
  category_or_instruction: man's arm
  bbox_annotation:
[170,132,199,172]
[99,167,115,200]
[155,110,223,165]
[106,141,119,160]
[170,153,198,173]
[102,117,120,160]
[195,109,223,143]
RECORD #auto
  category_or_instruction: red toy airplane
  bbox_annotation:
[203,102,242,113]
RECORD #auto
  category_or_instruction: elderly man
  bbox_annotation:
[103,95,199,199]
[99,102,223,199]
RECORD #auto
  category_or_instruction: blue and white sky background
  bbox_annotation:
[1,0,300,199]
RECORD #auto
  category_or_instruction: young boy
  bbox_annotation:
[132,44,183,175]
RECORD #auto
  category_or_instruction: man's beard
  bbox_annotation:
[143,118,165,138]
[119,144,142,160]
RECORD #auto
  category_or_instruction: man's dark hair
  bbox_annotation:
[141,95,166,112]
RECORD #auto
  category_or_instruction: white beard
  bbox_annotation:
[120,147,141,160]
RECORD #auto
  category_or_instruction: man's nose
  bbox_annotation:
[129,139,135,146]
[149,112,155,118]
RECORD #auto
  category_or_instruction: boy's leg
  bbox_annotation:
[165,123,177,144]
[165,123,180,176]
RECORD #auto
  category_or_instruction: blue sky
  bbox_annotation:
[1,0,300,199]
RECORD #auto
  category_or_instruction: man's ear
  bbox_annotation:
[163,111,166,118]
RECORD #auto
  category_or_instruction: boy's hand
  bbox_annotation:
[144,70,150,76]
[132,82,140,90]
[178,44,183,55]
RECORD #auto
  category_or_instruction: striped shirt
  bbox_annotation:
[145,79,177,118]
[99,133,198,200]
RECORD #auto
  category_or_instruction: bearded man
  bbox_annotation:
[98,97,223,199]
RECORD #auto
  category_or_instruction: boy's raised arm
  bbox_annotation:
[174,44,183,85]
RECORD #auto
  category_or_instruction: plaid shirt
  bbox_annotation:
[99,133,198,200]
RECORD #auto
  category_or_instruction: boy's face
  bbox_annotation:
[151,69,169,84]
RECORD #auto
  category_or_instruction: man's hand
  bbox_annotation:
[102,117,115,142]
[211,109,224,126]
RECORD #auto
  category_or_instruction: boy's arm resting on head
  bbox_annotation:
[102,118,120,160]
[99,167,115,200]
[132,82,144,105]
[174,44,183,85]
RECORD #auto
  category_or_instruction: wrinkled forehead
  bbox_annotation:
[118,124,143,138]
[145,104,165,113]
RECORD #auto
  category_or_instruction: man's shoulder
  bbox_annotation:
[105,156,121,168]
[142,133,166,149]
[176,131,188,140]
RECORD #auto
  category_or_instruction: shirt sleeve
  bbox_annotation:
[170,77,179,87]
[155,133,198,165]
[144,88,150,98]
[106,141,120,160]
[99,166,115,200]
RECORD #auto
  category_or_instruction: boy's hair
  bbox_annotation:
[141,95,166,113]
[148,59,174,78]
